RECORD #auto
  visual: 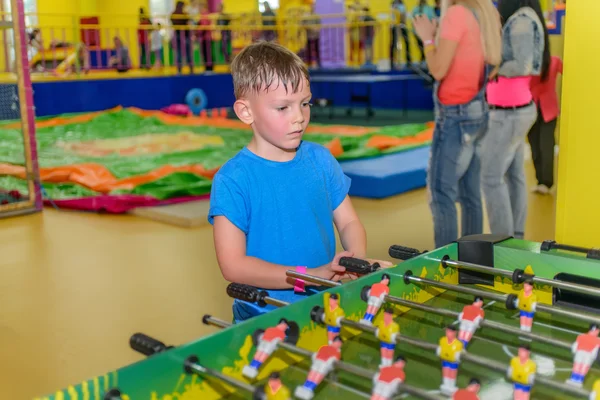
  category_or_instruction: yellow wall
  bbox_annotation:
[555,0,600,247]
[37,0,79,42]
[223,0,257,14]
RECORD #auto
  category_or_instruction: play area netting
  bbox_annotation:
[0,107,433,213]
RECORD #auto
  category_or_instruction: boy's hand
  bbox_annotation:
[366,259,395,269]
[313,251,355,283]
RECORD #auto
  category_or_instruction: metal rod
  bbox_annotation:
[406,274,600,326]
[384,294,572,350]
[440,258,600,299]
[407,274,507,302]
[204,315,444,400]
[287,270,342,287]
[286,270,574,349]
[265,297,289,308]
[185,362,257,393]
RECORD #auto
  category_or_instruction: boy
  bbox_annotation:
[208,42,370,323]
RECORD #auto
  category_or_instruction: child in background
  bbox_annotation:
[150,23,163,69]
[208,41,389,323]
[528,55,563,195]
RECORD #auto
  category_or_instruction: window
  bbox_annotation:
[149,0,173,24]
[259,0,279,12]
[3,0,38,70]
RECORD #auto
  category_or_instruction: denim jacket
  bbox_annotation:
[498,7,545,77]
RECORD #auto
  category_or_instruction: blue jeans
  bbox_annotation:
[428,99,488,248]
[481,103,537,239]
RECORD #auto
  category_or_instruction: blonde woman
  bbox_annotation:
[413,0,502,248]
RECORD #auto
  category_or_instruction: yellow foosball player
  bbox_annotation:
[374,308,400,368]
[507,343,536,400]
[321,292,345,344]
[513,279,537,333]
[256,371,291,400]
[589,379,600,400]
[437,325,464,396]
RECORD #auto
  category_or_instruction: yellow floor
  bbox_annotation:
[0,162,555,399]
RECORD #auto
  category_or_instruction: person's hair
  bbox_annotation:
[231,41,310,99]
[497,0,551,81]
[439,0,502,67]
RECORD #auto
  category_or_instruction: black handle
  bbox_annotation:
[226,283,268,307]
[540,240,600,260]
[339,257,379,274]
[129,333,170,356]
[389,244,423,260]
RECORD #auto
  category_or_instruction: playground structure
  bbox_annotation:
[0,0,42,218]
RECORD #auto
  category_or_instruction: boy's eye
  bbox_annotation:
[303,102,313,107]
[277,106,287,111]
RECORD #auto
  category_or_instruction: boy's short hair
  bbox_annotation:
[231,41,310,99]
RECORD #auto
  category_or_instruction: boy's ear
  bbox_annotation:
[233,99,253,125]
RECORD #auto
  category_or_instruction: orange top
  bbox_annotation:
[453,389,479,400]
[437,5,485,105]
[530,56,563,122]
[461,305,485,322]
[378,366,405,384]
[315,345,341,361]
[262,327,286,342]
[370,282,390,298]
[576,333,600,352]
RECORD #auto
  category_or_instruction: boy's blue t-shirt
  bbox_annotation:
[208,141,351,322]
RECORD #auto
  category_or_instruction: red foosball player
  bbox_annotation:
[243,319,290,379]
[452,378,481,400]
[589,379,600,400]
[360,274,391,325]
[457,296,485,347]
[259,371,291,400]
[370,356,406,400]
[437,325,464,395]
[322,293,345,345]
[568,324,600,387]
[294,336,343,400]
[507,343,536,400]
[375,308,400,368]
[513,279,537,333]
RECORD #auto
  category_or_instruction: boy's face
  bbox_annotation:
[236,78,312,159]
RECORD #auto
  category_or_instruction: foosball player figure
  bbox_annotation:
[457,296,485,347]
[323,292,345,345]
[589,379,600,400]
[568,323,600,386]
[374,307,400,368]
[254,371,291,400]
[514,279,537,333]
[370,355,406,400]
[294,336,343,400]
[437,325,464,395]
[360,274,391,325]
[507,343,536,400]
[452,378,481,400]
[243,319,290,379]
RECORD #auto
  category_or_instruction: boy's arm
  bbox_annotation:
[213,216,350,288]
[333,196,367,258]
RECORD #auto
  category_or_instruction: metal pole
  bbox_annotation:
[185,361,257,393]
[203,316,444,400]
[405,274,600,326]
[285,271,574,350]
[439,258,600,299]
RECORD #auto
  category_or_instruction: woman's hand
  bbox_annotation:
[413,15,437,42]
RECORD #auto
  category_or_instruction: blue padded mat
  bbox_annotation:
[340,146,430,199]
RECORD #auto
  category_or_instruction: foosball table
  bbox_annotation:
[39,235,600,400]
